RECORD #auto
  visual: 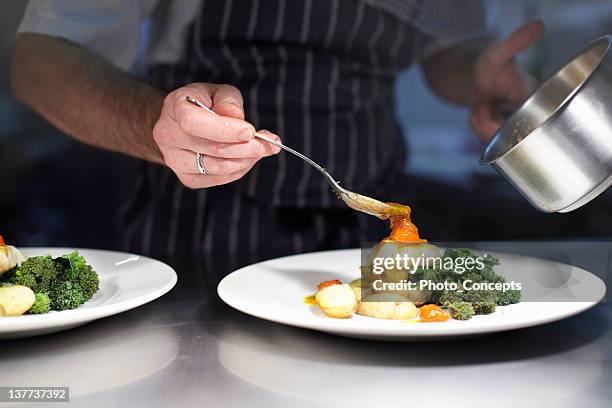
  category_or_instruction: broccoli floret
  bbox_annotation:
[497,289,521,306]
[448,302,475,320]
[55,252,99,298]
[72,264,99,299]
[49,281,87,311]
[473,301,496,315]
[27,292,51,314]
[2,256,56,292]
[47,251,99,310]
[465,289,498,304]
[439,290,466,306]
[55,251,86,278]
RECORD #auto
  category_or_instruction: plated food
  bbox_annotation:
[0,236,99,316]
[219,247,604,340]
[307,203,521,323]
[0,247,177,339]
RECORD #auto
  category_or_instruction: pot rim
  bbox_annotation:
[480,34,612,165]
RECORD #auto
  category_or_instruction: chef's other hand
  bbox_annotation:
[153,82,281,188]
[470,19,545,141]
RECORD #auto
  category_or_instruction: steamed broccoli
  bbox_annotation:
[473,301,496,315]
[496,288,521,306]
[48,252,99,311]
[3,256,56,292]
[448,302,475,320]
[53,252,99,299]
[0,250,99,314]
[49,281,87,311]
[28,292,51,314]
[427,249,520,320]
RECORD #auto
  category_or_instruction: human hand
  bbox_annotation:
[153,83,280,188]
[470,19,545,141]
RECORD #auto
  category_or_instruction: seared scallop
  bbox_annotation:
[315,283,357,318]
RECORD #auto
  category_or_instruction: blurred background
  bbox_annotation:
[1,0,612,250]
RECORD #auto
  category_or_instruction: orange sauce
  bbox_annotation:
[0,235,4,246]
[419,304,450,322]
[381,203,427,244]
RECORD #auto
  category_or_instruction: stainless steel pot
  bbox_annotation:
[480,35,612,213]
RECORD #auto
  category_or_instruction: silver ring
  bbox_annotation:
[196,153,211,175]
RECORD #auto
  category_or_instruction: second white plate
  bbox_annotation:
[218,248,606,340]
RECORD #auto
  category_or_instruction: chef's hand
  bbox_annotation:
[470,20,545,141]
[153,83,281,188]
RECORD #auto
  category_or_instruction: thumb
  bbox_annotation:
[495,19,545,61]
[211,84,246,120]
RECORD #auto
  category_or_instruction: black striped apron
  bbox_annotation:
[120,0,424,275]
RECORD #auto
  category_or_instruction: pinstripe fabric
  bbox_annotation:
[366,11,384,178]
[118,0,482,277]
[166,181,184,256]
[150,0,415,205]
[272,44,287,207]
[192,190,207,252]
[322,0,339,207]
[193,0,219,81]
[322,56,339,207]
[228,188,242,271]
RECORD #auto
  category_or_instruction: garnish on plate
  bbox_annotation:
[0,236,100,316]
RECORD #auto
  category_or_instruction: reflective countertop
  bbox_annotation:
[0,242,611,408]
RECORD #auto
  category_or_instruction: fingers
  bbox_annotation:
[496,19,545,61]
[154,117,280,159]
[477,20,544,83]
[503,63,532,103]
[165,83,255,142]
[176,164,256,189]
[178,131,282,159]
[162,147,259,175]
[469,103,502,142]
[210,84,245,119]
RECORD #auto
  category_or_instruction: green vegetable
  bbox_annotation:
[56,251,86,279]
[28,292,51,314]
[49,281,87,311]
[3,256,55,293]
[496,288,521,306]
[0,251,99,314]
[54,252,99,299]
[473,301,496,315]
[417,248,520,320]
[448,302,475,320]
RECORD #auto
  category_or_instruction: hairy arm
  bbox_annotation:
[11,33,281,189]
[11,33,165,163]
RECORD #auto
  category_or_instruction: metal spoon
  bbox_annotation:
[185,96,407,219]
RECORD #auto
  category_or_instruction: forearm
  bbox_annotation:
[11,34,164,164]
[421,39,488,106]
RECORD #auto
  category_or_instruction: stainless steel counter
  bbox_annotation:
[0,243,610,408]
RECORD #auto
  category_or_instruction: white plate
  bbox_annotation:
[218,249,606,340]
[0,248,177,339]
